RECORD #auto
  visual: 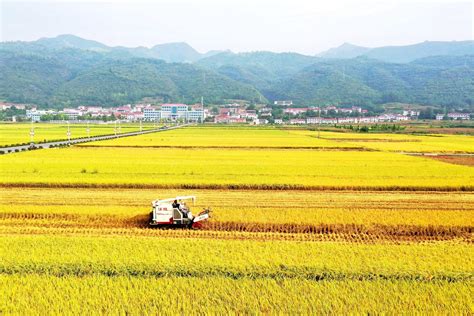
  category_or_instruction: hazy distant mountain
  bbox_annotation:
[1,34,221,63]
[317,43,370,59]
[364,41,474,63]
[151,42,201,63]
[35,34,110,52]
[197,51,320,87]
[319,40,474,63]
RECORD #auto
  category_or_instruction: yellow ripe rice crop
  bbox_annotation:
[82,126,348,148]
[2,125,473,313]
[82,126,474,153]
[0,122,158,146]
[2,275,472,314]
[1,147,473,189]
[311,130,474,153]
[2,187,473,228]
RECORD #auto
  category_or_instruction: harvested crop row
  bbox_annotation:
[77,144,370,150]
[3,182,474,191]
[2,188,473,227]
[425,155,474,167]
[2,225,468,243]
[1,213,472,241]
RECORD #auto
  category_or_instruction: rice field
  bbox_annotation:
[1,124,473,314]
[82,126,348,148]
[1,147,473,189]
[296,130,474,153]
[0,122,158,146]
[82,126,474,153]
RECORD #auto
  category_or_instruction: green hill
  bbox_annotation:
[0,51,265,108]
[319,40,474,63]
[1,36,473,109]
[268,57,474,107]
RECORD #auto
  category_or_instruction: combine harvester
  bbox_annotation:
[149,196,211,228]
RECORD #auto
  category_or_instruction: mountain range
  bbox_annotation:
[318,41,474,63]
[1,35,473,109]
[9,34,223,63]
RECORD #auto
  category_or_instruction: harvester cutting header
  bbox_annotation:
[149,196,211,228]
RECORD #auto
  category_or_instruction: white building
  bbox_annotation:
[289,119,306,124]
[306,117,320,124]
[284,108,308,115]
[274,100,293,106]
[253,118,268,125]
[403,110,420,117]
[143,104,204,122]
[62,109,83,120]
[143,107,160,121]
[26,110,43,122]
[447,113,470,120]
[160,104,189,120]
[187,107,205,122]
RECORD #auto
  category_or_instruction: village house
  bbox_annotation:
[403,110,420,117]
[289,118,306,124]
[436,112,471,120]
[284,108,308,115]
[274,100,293,106]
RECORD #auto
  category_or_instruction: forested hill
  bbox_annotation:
[0,50,265,108]
[1,36,473,109]
[266,56,474,107]
[199,53,474,108]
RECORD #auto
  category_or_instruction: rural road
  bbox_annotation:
[0,124,190,155]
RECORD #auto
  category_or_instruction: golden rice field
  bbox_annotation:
[1,124,473,314]
[83,126,348,148]
[0,122,158,146]
[1,147,473,189]
[82,125,474,153]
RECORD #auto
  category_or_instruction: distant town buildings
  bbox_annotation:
[22,103,204,123]
[436,113,471,120]
[2,101,472,125]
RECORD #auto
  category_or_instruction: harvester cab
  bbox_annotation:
[149,195,211,228]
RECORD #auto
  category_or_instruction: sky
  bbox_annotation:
[1,0,473,55]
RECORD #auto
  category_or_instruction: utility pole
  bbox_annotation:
[29,118,35,144]
[118,120,121,134]
[139,119,143,132]
[114,120,117,137]
[66,121,71,144]
[318,106,321,139]
[86,121,90,138]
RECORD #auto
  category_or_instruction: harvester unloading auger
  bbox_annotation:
[149,196,211,228]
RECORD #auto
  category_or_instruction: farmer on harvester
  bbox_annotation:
[173,199,189,218]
